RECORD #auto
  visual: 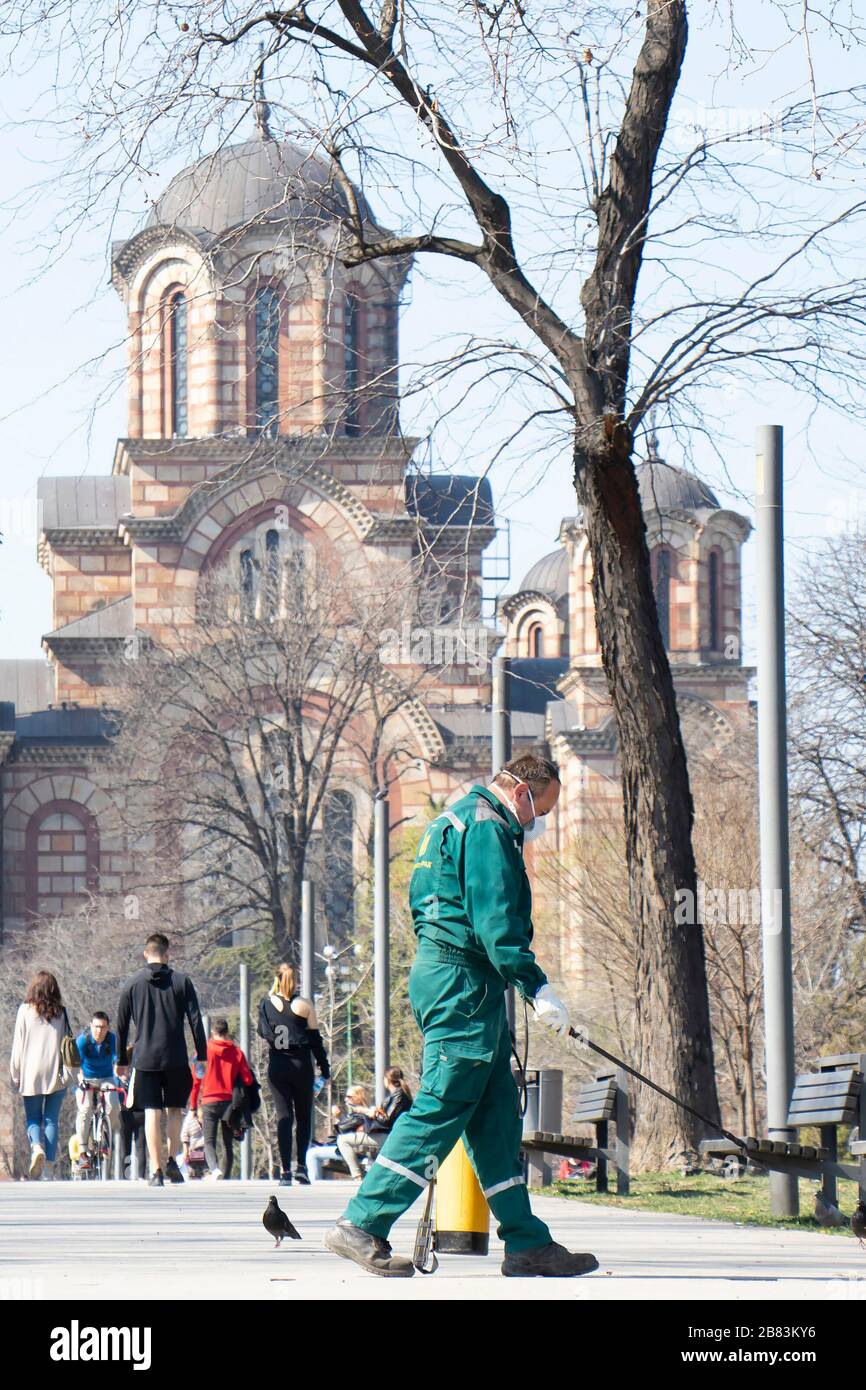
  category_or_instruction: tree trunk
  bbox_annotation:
[273,866,301,963]
[575,430,720,1168]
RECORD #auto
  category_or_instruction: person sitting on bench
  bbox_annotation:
[335,1086,378,1178]
[307,1106,344,1182]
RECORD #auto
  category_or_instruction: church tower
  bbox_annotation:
[1,123,497,935]
[500,445,753,982]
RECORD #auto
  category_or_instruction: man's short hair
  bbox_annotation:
[91,1011,110,1024]
[493,754,560,797]
[144,932,169,960]
[211,1018,229,1037]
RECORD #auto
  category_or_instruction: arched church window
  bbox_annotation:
[26,803,98,918]
[235,524,308,621]
[708,548,722,651]
[265,527,281,618]
[344,293,360,437]
[653,547,673,648]
[528,623,543,658]
[240,547,255,621]
[254,286,281,434]
[170,292,189,437]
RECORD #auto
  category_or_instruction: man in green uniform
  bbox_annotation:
[325,754,598,1278]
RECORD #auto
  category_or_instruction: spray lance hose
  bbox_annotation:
[525,992,748,1151]
[565,1026,750,1155]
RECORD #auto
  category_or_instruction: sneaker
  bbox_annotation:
[148,1169,165,1188]
[294,1164,310,1186]
[324,1219,415,1278]
[279,1171,293,1187]
[165,1157,185,1184]
[29,1145,45,1180]
[501,1241,599,1278]
[204,1170,224,1181]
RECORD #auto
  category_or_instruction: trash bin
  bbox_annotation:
[521,1068,563,1186]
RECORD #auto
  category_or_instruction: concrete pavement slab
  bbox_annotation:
[2,1180,865,1301]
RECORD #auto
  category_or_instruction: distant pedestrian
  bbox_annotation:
[115,933,207,1188]
[9,971,71,1181]
[74,1011,120,1163]
[257,962,330,1186]
[180,1105,207,1180]
[117,1081,146,1179]
[189,1017,254,1181]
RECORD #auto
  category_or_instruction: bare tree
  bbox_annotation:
[787,529,866,1057]
[788,530,866,928]
[6,0,866,1159]
[110,540,429,957]
[540,738,864,1157]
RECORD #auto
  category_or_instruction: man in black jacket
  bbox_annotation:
[116,933,207,1188]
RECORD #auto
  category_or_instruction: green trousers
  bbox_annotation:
[343,948,551,1252]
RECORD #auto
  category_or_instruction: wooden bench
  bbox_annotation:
[701,1052,866,1203]
[320,1156,352,1178]
[522,1066,630,1195]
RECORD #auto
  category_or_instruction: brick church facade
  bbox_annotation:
[0,126,753,1038]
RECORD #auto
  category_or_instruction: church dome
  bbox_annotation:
[518,546,569,600]
[636,458,719,512]
[145,136,373,239]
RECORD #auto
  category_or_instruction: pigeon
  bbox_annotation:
[262,1195,301,1248]
[851,1200,866,1247]
[814,1190,845,1228]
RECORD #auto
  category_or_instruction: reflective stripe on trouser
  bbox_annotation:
[342,1007,550,1253]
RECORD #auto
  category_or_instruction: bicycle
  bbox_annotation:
[76,1081,121,1181]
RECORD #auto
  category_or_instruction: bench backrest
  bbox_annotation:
[573,1071,618,1124]
[786,1056,863,1129]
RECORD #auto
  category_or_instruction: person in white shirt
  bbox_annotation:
[9,971,70,1181]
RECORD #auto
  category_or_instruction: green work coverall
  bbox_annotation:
[343,784,553,1251]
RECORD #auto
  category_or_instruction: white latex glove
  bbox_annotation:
[533,984,570,1036]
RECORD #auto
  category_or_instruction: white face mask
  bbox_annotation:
[523,815,547,843]
[522,790,548,843]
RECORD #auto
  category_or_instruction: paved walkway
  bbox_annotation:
[2,1179,866,1301]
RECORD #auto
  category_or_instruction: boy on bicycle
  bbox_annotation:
[75,1011,120,1157]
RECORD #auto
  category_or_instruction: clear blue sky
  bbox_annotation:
[1,11,864,666]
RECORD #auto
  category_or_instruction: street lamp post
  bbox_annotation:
[301,880,315,999]
[756,424,798,1218]
[492,653,516,1036]
[318,940,359,1117]
[374,791,390,1108]
[238,965,251,1180]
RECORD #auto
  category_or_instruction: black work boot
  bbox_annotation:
[324,1219,415,1277]
[165,1156,185,1184]
[501,1242,599,1277]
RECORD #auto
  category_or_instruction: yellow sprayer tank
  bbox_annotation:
[433,1137,490,1254]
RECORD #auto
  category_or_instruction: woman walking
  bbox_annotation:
[10,971,70,1180]
[258,962,330,1186]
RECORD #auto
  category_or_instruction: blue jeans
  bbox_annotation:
[23,1091,66,1162]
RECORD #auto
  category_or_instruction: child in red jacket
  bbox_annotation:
[189,1018,254,1180]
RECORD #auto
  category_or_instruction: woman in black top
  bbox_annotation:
[367,1066,413,1137]
[257,962,330,1186]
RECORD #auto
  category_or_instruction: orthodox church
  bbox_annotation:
[0,120,753,959]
